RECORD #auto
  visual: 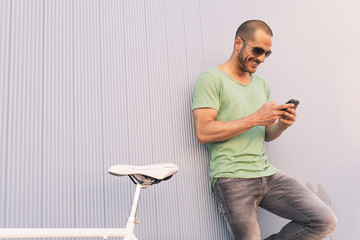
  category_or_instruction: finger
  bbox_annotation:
[272,109,286,119]
[279,118,294,126]
[274,109,287,117]
[277,103,294,110]
[286,107,295,113]
[283,111,296,121]
[285,107,297,117]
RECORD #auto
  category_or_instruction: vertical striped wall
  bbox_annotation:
[2,0,360,239]
[0,0,231,239]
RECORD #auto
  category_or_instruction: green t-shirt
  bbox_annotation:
[192,66,278,188]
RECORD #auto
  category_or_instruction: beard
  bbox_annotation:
[237,49,258,74]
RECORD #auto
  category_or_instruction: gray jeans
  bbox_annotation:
[213,171,338,240]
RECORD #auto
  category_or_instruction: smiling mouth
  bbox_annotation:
[249,59,260,67]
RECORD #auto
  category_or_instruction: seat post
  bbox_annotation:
[124,183,145,239]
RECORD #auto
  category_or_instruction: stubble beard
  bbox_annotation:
[237,50,255,74]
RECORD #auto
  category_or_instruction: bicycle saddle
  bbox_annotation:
[108,163,179,181]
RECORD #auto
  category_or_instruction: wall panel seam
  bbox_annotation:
[98,0,107,228]
[72,0,77,227]
[40,0,45,227]
[3,0,13,227]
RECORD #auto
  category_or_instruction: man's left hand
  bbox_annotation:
[278,106,298,131]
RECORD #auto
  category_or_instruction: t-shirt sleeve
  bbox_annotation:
[192,72,221,111]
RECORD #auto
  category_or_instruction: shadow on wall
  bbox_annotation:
[306,183,336,214]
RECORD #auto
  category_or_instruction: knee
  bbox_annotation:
[315,207,338,237]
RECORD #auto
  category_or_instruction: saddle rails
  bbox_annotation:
[0,163,179,240]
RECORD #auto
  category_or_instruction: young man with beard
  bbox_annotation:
[192,20,337,240]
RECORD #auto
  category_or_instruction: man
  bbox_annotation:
[192,20,337,240]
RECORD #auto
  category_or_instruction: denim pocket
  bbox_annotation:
[213,181,227,216]
[216,177,235,184]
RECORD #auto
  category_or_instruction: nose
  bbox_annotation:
[257,53,266,63]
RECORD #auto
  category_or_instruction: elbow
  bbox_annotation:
[197,138,208,145]
[195,132,210,145]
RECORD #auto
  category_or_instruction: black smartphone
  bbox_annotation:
[282,99,299,110]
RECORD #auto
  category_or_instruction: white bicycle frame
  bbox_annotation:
[0,164,178,240]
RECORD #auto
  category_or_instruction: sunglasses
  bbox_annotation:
[240,37,272,58]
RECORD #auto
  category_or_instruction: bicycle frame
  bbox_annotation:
[0,163,179,240]
[0,183,145,240]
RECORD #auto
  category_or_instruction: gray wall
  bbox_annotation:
[1,0,359,239]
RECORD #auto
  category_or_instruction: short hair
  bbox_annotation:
[235,20,273,41]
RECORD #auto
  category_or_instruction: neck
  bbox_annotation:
[218,57,252,85]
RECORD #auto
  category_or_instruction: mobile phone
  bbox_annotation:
[282,99,299,110]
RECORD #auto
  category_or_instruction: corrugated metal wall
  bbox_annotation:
[3,0,360,239]
[0,0,229,239]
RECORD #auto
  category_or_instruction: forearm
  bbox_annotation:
[193,102,293,144]
[265,122,283,142]
[195,114,259,144]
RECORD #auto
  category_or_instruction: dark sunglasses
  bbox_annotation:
[240,37,272,58]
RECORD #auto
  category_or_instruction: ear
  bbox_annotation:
[234,36,244,51]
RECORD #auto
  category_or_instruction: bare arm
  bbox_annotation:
[192,108,258,144]
[193,102,294,144]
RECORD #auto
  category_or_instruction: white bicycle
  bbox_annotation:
[0,163,179,240]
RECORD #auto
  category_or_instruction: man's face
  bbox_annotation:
[237,30,272,74]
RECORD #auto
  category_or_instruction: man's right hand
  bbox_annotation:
[253,102,294,126]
